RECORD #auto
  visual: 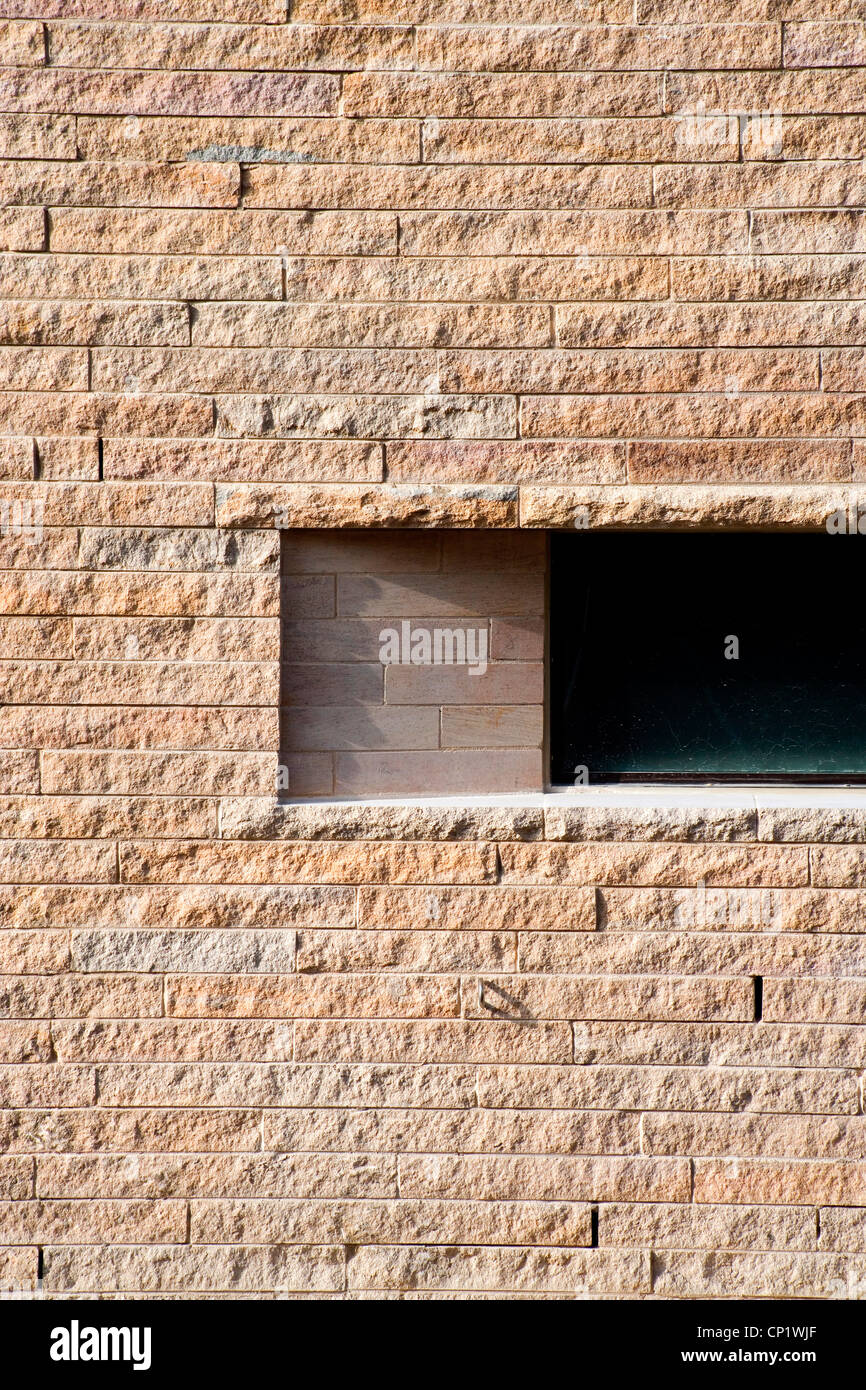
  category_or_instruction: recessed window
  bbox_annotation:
[280,528,544,798]
[550,532,866,784]
[281,529,863,795]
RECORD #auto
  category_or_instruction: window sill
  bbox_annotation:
[220,787,866,843]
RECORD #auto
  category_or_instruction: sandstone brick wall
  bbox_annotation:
[3,0,866,1300]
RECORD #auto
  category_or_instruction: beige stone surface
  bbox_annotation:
[0,1199,187,1244]
[398,1153,691,1202]
[520,485,866,531]
[601,1201,816,1252]
[464,972,754,1022]
[38,1152,398,1200]
[545,803,757,843]
[120,838,497,885]
[346,1243,649,1294]
[220,798,544,842]
[43,1244,346,1293]
[694,1159,866,1206]
[264,1105,636,1155]
[631,439,849,485]
[524,932,866,984]
[0,1108,263,1155]
[477,1063,854,1114]
[499,841,808,887]
[218,483,518,529]
[1,0,864,1304]
[652,1249,866,1299]
[190,1196,590,1247]
[599,885,866,934]
[644,1111,866,1159]
[818,1206,866,1252]
[359,884,596,931]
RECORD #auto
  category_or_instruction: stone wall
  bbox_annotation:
[8,794,866,1298]
[2,0,866,1299]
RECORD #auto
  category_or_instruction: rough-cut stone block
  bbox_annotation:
[545,802,757,843]
[544,930,866,982]
[71,929,297,976]
[38,1152,397,1200]
[644,1111,866,1160]
[359,885,596,932]
[499,842,808,887]
[0,883,353,931]
[0,974,163,1019]
[0,68,339,117]
[818,1207,866,1253]
[295,927,517,974]
[43,1244,346,1294]
[0,1245,37,1291]
[465,973,754,1023]
[294,1019,573,1064]
[477,1063,857,1117]
[652,1249,865,1299]
[0,1107,262,1155]
[0,1199,187,1245]
[264,1105,636,1156]
[694,1159,866,1206]
[120,839,497,885]
[165,971,459,1019]
[600,1201,816,1252]
[347,1243,649,1294]
[1,0,865,1304]
[763,977,866,1024]
[0,751,39,793]
[421,22,778,72]
[219,484,518,530]
[0,1064,94,1108]
[520,485,866,533]
[813,845,866,886]
[106,439,381,484]
[237,161,636,218]
[0,794,215,840]
[399,1153,691,1203]
[190,1197,590,1248]
[0,113,75,159]
[220,799,544,843]
[93,1060,476,1109]
[630,440,849,485]
[343,71,661,119]
[0,207,45,252]
[0,1156,34,1200]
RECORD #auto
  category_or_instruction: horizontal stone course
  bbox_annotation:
[3,0,866,1303]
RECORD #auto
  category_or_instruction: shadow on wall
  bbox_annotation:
[277,528,547,798]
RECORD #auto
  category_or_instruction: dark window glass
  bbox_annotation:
[550,532,866,783]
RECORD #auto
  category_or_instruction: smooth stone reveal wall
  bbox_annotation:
[2,0,866,1300]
